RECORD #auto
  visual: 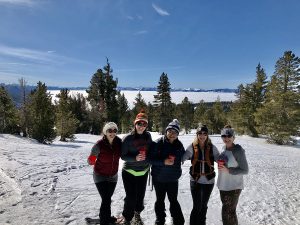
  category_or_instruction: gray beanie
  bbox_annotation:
[102,122,118,134]
[166,119,180,134]
[221,127,235,137]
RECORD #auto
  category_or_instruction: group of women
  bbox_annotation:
[87,110,249,225]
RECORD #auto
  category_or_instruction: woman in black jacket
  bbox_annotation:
[150,119,185,225]
[119,110,153,225]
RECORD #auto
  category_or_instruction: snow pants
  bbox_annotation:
[153,180,185,225]
[220,189,242,225]
[95,181,117,224]
[122,170,148,221]
[190,181,214,225]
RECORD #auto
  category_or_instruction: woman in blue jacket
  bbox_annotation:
[150,119,185,225]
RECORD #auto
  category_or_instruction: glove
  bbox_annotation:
[88,155,97,165]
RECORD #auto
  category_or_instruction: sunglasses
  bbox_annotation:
[167,129,178,135]
[221,135,233,138]
[136,122,148,127]
[107,129,117,133]
[197,132,208,136]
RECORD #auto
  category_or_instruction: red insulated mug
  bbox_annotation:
[169,154,176,161]
[139,148,146,156]
[217,159,225,168]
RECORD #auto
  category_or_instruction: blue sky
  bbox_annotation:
[0,0,299,89]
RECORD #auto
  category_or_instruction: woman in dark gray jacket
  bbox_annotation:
[149,119,185,225]
[119,110,153,225]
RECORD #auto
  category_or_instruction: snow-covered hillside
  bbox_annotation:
[0,133,299,225]
[49,90,237,108]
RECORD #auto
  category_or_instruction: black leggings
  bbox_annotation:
[190,181,214,225]
[95,181,117,224]
[122,170,148,221]
[220,189,242,225]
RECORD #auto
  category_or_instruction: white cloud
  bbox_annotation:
[152,3,170,16]
[0,0,36,6]
[134,30,148,35]
[126,16,134,20]
[0,44,55,63]
[0,44,91,66]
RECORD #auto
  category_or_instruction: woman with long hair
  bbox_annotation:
[183,124,220,225]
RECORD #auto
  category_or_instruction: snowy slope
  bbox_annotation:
[0,133,299,225]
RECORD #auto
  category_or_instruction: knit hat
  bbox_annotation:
[134,109,148,125]
[166,119,180,134]
[102,122,118,134]
[196,124,208,134]
[221,126,235,137]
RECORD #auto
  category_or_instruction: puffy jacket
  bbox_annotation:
[150,136,185,183]
[94,136,122,176]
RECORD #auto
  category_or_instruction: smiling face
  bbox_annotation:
[135,121,147,134]
[221,134,235,148]
[106,128,117,142]
[166,129,178,143]
[197,131,208,145]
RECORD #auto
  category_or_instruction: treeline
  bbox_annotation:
[0,51,299,145]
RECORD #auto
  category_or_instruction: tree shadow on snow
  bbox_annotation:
[50,144,81,149]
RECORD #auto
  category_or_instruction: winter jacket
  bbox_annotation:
[217,144,249,191]
[150,136,185,183]
[121,131,152,173]
[88,136,122,183]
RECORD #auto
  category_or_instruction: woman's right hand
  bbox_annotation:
[164,158,174,165]
[136,153,146,161]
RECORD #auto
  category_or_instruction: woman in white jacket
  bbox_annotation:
[217,125,249,225]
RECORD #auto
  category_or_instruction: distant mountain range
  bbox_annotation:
[1,83,237,92]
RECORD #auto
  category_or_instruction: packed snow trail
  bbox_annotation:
[0,133,299,225]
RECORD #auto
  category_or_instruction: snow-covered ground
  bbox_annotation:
[49,90,237,108]
[0,133,299,225]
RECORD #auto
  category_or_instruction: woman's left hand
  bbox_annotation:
[218,165,229,172]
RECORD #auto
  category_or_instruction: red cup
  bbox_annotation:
[217,159,225,168]
[139,149,146,156]
[169,154,176,161]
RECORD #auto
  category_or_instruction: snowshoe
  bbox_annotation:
[85,217,100,225]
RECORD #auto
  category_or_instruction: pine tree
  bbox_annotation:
[132,92,147,115]
[86,59,119,134]
[193,100,208,127]
[255,51,300,144]
[177,97,194,134]
[153,72,174,133]
[69,93,90,133]
[102,59,120,123]
[0,86,19,134]
[18,77,30,137]
[55,89,79,141]
[203,97,227,134]
[229,64,267,136]
[86,68,106,134]
[27,82,56,143]
[147,102,155,132]
[117,92,131,133]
